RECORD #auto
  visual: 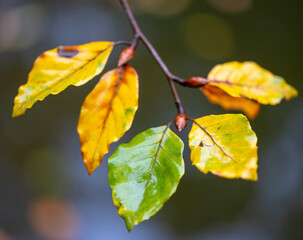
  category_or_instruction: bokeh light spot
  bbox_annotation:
[0,4,45,53]
[184,14,234,60]
[207,0,253,14]
[28,197,81,240]
[128,0,192,17]
[0,229,11,240]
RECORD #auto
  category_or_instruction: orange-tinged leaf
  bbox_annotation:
[77,65,139,175]
[12,41,114,117]
[201,84,260,119]
[207,61,298,105]
[188,114,258,181]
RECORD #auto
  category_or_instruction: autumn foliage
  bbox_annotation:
[12,0,298,231]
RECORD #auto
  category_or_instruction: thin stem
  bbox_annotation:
[168,79,185,114]
[114,40,131,46]
[130,34,140,49]
[119,0,185,114]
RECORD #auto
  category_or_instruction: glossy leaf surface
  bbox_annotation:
[78,65,138,175]
[206,61,298,105]
[13,41,114,117]
[189,114,258,181]
[108,126,184,231]
[201,84,260,119]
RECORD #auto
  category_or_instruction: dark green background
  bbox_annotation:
[0,0,302,239]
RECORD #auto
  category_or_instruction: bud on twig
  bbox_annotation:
[175,113,187,132]
[185,77,208,88]
[118,46,135,66]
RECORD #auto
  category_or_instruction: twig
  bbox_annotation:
[119,0,185,114]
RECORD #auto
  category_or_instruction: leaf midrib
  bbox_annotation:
[193,119,250,169]
[192,119,235,162]
[91,67,125,162]
[145,125,170,188]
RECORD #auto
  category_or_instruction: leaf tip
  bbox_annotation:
[12,104,24,118]
[285,84,299,100]
[126,222,133,232]
[12,110,19,118]
[85,162,96,176]
[82,156,97,176]
[243,171,258,181]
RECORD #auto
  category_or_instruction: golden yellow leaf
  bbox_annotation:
[13,41,114,117]
[77,65,139,175]
[201,84,260,119]
[188,114,258,181]
[207,61,298,105]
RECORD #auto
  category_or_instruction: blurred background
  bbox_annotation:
[0,0,302,239]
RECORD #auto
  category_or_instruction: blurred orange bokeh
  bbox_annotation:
[28,197,81,240]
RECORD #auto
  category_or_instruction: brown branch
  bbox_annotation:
[119,0,185,114]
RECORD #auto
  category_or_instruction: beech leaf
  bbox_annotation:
[78,65,139,175]
[205,61,298,105]
[201,84,260,119]
[12,41,114,117]
[188,114,258,181]
[108,125,184,231]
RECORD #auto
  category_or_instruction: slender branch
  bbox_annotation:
[119,0,185,114]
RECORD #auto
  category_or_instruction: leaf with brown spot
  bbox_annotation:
[188,114,258,181]
[77,65,139,175]
[12,41,114,117]
[201,84,260,119]
[57,46,79,58]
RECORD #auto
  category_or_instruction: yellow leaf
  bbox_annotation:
[77,65,139,175]
[201,84,260,119]
[207,61,298,105]
[13,41,114,117]
[188,114,258,181]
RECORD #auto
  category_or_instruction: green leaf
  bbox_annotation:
[188,114,258,181]
[108,125,184,231]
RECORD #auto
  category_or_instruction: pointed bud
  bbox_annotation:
[175,114,187,132]
[186,77,208,88]
[118,46,135,66]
